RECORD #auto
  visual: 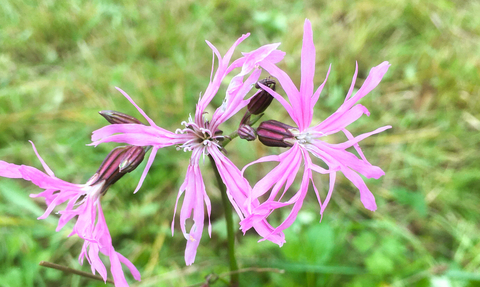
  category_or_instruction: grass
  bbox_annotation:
[1,0,479,286]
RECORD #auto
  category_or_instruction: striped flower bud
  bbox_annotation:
[89,145,146,192]
[99,110,143,125]
[247,78,276,115]
[238,124,257,141]
[257,120,295,148]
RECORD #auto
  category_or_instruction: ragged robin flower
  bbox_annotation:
[89,35,287,265]
[240,19,391,242]
[0,142,145,287]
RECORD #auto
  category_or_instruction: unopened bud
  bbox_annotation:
[257,120,295,148]
[99,110,143,125]
[118,146,146,173]
[248,78,276,115]
[238,124,257,141]
[89,145,146,192]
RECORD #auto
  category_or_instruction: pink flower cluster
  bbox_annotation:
[0,19,390,286]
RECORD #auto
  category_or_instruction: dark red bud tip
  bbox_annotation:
[99,110,143,125]
[238,124,257,141]
[248,78,276,115]
[257,120,295,148]
[255,78,276,90]
[89,145,146,192]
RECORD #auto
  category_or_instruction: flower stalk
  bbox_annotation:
[209,155,239,287]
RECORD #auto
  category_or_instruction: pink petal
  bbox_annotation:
[196,34,250,123]
[260,61,301,127]
[29,141,55,177]
[211,68,262,130]
[313,104,370,135]
[133,147,158,194]
[313,141,384,179]
[310,64,331,111]
[257,82,298,127]
[208,147,286,246]
[299,19,315,130]
[345,61,358,101]
[343,61,390,112]
[90,124,180,147]
[117,252,142,281]
[0,161,22,178]
[87,243,108,281]
[330,125,392,150]
[320,172,336,216]
[341,167,377,211]
[115,87,157,127]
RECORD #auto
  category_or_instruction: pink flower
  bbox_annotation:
[240,19,391,240]
[0,142,141,287]
[90,35,287,265]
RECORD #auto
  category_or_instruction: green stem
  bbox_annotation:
[209,156,239,287]
[39,261,114,284]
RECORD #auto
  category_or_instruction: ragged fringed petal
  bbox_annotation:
[210,42,285,131]
[184,165,206,265]
[237,43,281,77]
[242,149,312,241]
[73,195,97,241]
[307,140,380,211]
[342,167,377,211]
[312,104,370,135]
[210,68,262,131]
[196,34,250,124]
[172,149,210,266]
[90,124,182,147]
[310,65,331,119]
[260,61,301,127]
[317,62,390,130]
[348,61,390,105]
[208,147,286,246]
[299,19,315,130]
[0,161,22,178]
[249,145,303,201]
[257,82,298,126]
[312,141,384,179]
[19,165,77,190]
[117,252,142,282]
[92,201,141,285]
[87,243,107,281]
[329,125,392,151]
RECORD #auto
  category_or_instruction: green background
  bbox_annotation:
[1,0,479,286]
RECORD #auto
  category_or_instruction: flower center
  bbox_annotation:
[290,128,325,145]
[175,115,224,153]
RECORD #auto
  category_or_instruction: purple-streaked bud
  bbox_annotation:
[99,110,143,125]
[238,124,257,141]
[89,145,146,192]
[248,78,276,115]
[119,146,146,173]
[257,120,295,148]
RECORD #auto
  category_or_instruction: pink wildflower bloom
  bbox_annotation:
[0,142,141,287]
[240,19,391,240]
[90,35,287,264]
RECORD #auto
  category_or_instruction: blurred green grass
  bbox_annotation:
[1,0,479,286]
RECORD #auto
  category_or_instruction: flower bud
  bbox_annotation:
[99,110,143,125]
[89,145,146,192]
[238,124,257,141]
[248,78,276,115]
[257,120,295,148]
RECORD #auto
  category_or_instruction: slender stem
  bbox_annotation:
[209,156,239,287]
[39,261,114,284]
